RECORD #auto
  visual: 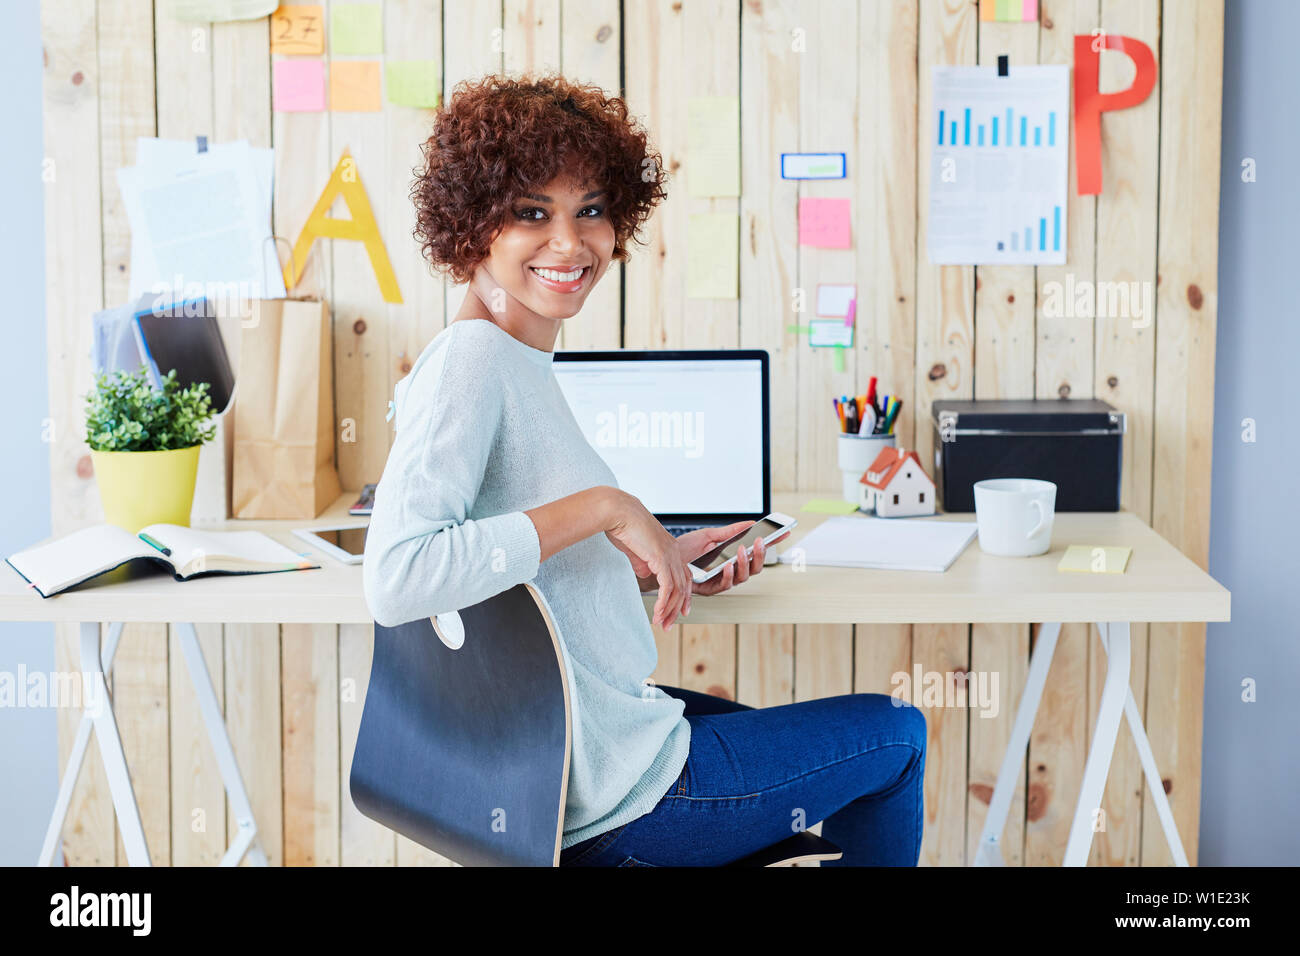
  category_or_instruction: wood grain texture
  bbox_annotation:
[215,7,280,869]
[224,623,283,866]
[39,0,1225,868]
[738,0,801,711]
[154,0,216,871]
[915,0,976,867]
[282,624,340,865]
[966,7,1038,869]
[44,0,113,867]
[558,0,622,351]
[339,624,397,865]
[103,0,169,867]
[1146,0,1224,867]
[1090,0,1159,867]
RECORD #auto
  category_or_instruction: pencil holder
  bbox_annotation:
[838,433,896,509]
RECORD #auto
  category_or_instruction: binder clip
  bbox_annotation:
[196,135,208,153]
[997,55,1009,77]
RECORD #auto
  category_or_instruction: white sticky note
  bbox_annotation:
[817,284,857,317]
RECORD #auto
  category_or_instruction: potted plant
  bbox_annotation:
[84,367,217,532]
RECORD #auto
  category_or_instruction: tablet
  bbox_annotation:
[291,524,369,565]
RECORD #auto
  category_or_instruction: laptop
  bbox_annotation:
[553,349,770,536]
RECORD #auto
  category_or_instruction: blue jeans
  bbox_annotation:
[560,686,926,866]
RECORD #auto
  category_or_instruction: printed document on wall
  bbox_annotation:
[927,65,1069,265]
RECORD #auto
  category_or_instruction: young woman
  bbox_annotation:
[363,73,926,866]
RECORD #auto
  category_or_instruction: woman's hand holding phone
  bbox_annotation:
[676,520,789,596]
[604,490,694,630]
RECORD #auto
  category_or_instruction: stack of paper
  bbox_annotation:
[116,137,284,303]
[778,516,978,573]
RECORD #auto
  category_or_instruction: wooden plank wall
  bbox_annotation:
[40,0,1223,866]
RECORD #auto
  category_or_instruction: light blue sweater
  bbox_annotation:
[362,318,690,848]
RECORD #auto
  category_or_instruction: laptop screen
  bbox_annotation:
[553,350,769,522]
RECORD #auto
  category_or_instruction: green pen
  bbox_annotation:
[139,532,171,556]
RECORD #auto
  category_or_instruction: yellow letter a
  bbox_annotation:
[283,149,402,303]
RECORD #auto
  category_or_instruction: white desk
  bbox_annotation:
[1,491,1229,867]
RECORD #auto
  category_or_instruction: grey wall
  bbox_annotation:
[1200,0,1300,866]
[0,0,55,865]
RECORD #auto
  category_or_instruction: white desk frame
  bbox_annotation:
[973,620,1187,867]
[7,495,1225,868]
[37,622,268,867]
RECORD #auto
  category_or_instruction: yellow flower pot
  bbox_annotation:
[90,445,202,532]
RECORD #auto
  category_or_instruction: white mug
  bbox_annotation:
[973,478,1056,557]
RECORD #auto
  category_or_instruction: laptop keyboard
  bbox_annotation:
[665,525,707,537]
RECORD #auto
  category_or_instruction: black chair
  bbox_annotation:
[349,582,842,867]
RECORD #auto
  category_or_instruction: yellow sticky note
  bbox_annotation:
[270,5,325,55]
[1058,545,1132,574]
[802,499,861,515]
[386,60,440,108]
[686,213,738,298]
[330,60,382,111]
[687,96,740,197]
[330,3,382,55]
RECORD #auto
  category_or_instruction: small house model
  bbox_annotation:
[859,447,936,518]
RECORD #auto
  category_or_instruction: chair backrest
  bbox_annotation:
[349,582,572,867]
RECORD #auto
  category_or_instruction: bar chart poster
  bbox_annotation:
[926,65,1069,265]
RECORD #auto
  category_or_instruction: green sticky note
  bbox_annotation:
[1058,545,1132,574]
[686,213,738,298]
[386,60,440,107]
[331,3,382,55]
[802,498,861,515]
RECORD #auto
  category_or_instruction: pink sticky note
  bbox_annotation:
[799,197,851,248]
[273,59,326,112]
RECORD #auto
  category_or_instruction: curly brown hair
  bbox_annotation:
[411,72,670,284]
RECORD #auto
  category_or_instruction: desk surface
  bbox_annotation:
[0,492,1229,625]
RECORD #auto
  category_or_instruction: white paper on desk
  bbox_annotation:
[779,516,978,572]
[118,138,284,302]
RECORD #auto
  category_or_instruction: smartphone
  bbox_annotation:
[687,513,797,584]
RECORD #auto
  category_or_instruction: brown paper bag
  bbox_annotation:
[231,297,341,518]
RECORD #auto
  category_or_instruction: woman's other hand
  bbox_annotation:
[604,490,694,630]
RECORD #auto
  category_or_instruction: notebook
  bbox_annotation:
[778,515,978,572]
[6,524,319,598]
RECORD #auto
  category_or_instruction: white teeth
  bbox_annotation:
[532,266,584,283]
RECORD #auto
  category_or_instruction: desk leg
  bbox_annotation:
[973,621,1062,867]
[175,623,268,866]
[82,622,153,866]
[1094,622,1190,867]
[1063,622,1131,866]
[39,623,126,866]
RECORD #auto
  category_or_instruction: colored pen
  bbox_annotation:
[845,400,858,434]
[139,532,171,556]
[866,376,877,408]
[885,398,903,434]
[859,404,877,435]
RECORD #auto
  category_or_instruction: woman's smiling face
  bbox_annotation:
[477,173,616,324]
